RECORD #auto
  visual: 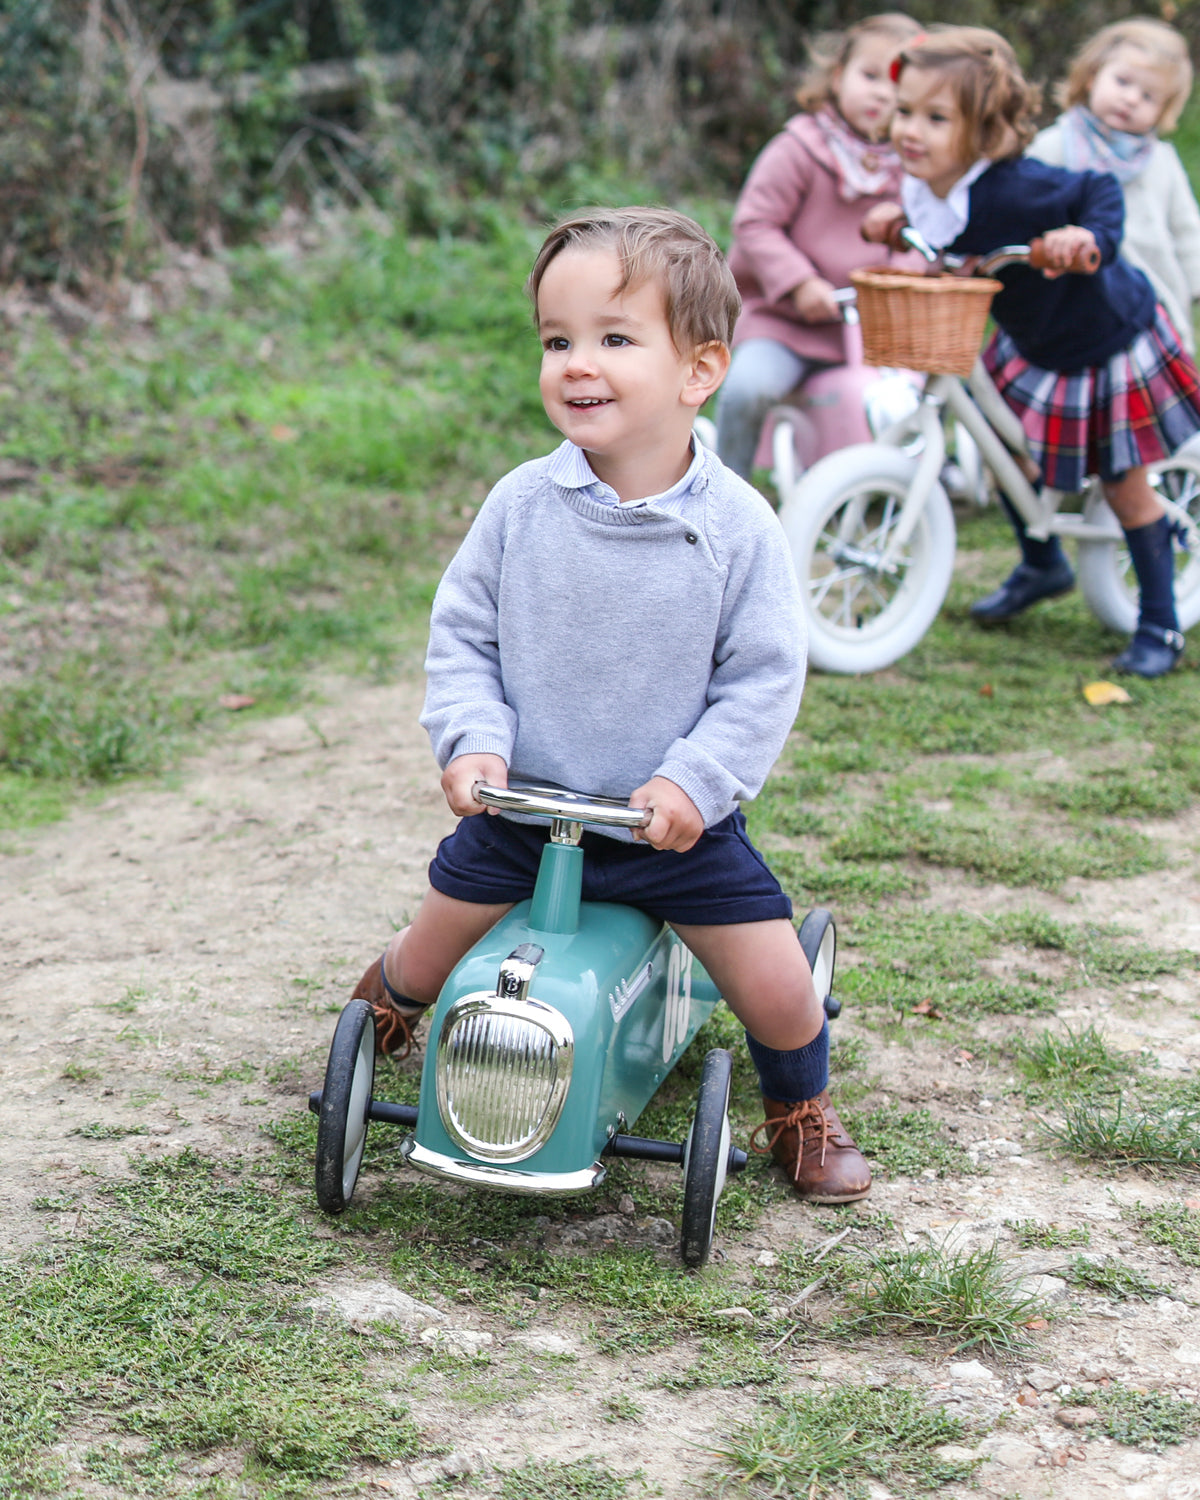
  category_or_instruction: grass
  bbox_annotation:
[835,1240,1046,1353]
[1,1143,422,1495]
[1124,1200,1200,1267]
[1005,1219,1091,1250]
[1012,1023,1141,1096]
[8,195,1200,1496]
[1060,1382,1200,1450]
[711,1383,979,1498]
[1064,1255,1172,1301]
[842,1104,977,1179]
[1044,1098,1200,1175]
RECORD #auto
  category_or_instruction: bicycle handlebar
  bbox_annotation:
[862,209,1101,276]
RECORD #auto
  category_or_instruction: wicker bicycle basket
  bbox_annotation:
[850,268,1003,377]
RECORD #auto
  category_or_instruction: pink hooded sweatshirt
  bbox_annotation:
[728,111,910,363]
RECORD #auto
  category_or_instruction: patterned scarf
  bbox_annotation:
[1059,105,1156,185]
[813,103,903,202]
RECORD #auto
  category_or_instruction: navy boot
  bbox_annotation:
[1112,515,1185,678]
[971,492,1075,623]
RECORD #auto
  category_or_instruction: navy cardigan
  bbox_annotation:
[947,156,1156,372]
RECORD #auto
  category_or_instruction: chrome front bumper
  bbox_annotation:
[400,1136,605,1194]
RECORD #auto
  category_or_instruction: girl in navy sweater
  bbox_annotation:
[879,26,1200,677]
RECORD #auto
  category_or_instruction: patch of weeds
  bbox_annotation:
[837,909,1061,1017]
[826,799,1165,890]
[1061,1382,1200,1450]
[995,909,1197,985]
[1005,1219,1091,1250]
[92,1146,343,1282]
[1040,766,1191,819]
[0,1252,420,1488]
[32,1195,81,1213]
[769,852,926,905]
[1012,1024,1138,1096]
[495,1455,645,1499]
[1044,1099,1200,1175]
[1124,1200,1200,1267]
[60,1061,100,1083]
[69,1122,150,1140]
[104,982,154,1014]
[602,1391,644,1423]
[837,1240,1044,1352]
[654,1332,779,1391]
[712,1382,978,1498]
[168,1058,258,1087]
[843,1105,976,1178]
[1065,1255,1172,1301]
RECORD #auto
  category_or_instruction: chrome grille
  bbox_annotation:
[435,995,574,1162]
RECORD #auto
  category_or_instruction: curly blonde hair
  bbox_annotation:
[795,12,923,114]
[1060,17,1193,133]
[893,25,1041,161]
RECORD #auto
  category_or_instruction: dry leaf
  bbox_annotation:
[912,999,944,1019]
[1022,1317,1049,1330]
[219,693,256,711]
[1083,680,1132,706]
[269,423,299,441]
[979,682,994,698]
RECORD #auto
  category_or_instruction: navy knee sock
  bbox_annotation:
[1123,515,1179,635]
[745,1020,829,1105]
[997,490,1068,572]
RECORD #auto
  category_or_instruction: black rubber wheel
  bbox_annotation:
[315,998,376,1213]
[680,1048,734,1268]
[797,908,838,1020]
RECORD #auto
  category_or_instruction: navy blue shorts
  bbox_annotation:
[428,809,792,926]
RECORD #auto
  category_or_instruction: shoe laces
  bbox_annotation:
[750,1098,833,1173]
[371,994,425,1059]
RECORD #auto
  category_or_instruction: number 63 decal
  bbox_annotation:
[663,944,694,1063]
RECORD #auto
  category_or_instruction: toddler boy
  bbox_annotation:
[350,206,870,1202]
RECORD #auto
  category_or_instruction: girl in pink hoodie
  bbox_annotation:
[716,12,921,478]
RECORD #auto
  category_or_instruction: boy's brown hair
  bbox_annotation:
[795,11,924,114]
[525,206,741,353]
[894,25,1041,161]
[1059,17,1193,133]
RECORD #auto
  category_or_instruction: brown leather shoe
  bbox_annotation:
[350,955,430,1059]
[750,1091,872,1203]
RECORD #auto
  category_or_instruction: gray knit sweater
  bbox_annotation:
[420,443,806,838]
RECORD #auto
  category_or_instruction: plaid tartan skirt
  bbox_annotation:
[982,304,1200,491]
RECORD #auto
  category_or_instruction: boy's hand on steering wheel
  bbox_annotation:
[1038,225,1097,279]
[442,752,508,817]
[629,776,704,852]
[792,276,840,324]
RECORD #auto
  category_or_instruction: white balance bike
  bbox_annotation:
[778,242,1200,675]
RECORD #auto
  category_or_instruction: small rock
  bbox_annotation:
[1055,1406,1098,1429]
[418,1327,493,1356]
[934,1444,979,1464]
[618,1194,635,1215]
[408,1450,489,1486]
[1019,1274,1068,1303]
[947,1359,997,1385]
[1115,1451,1158,1481]
[712,1306,755,1323]
[509,1332,577,1356]
[307,1281,444,1330]
[1022,1365,1063,1392]
[978,1435,1039,1468]
[755,1249,778,1267]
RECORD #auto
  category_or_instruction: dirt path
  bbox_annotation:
[3,674,1200,1499]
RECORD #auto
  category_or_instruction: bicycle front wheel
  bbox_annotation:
[780,445,957,674]
[1077,452,1200,634]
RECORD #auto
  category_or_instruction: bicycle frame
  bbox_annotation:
[872,361,1200,565]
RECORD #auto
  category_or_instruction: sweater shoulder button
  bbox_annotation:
[684,531,698,545]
